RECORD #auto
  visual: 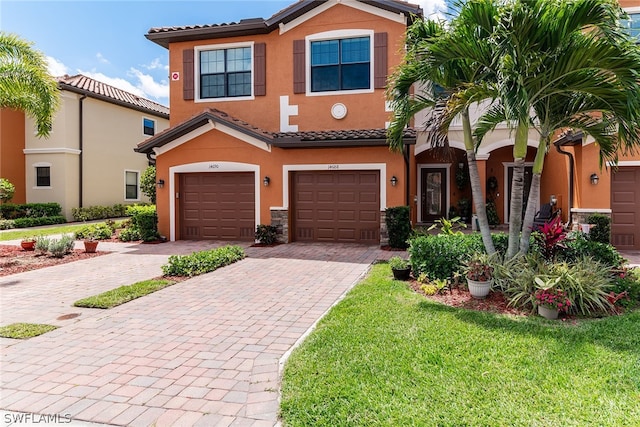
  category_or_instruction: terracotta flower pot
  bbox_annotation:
[83,240,99,253]
[21,241,36,251]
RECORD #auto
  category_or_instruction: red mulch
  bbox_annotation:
[409,278,531,316]
[0,244,108,277]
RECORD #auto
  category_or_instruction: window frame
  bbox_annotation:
[623,7,640,43]
[33,163,52,189]
[124,170,140,201]
[306,29,375,97]
[194,41,255,103]
[143,117,156,136]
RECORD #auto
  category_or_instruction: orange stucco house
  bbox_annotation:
[137,0,640,249]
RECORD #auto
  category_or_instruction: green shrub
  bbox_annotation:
[0,203,62,219]
[118,226,140,242]
[140,166,156,204]
[74,223,113,240]
[126,205,158,242]
[408,233,486,280]
[0,178,15,203]
[35,236,51,253]
[493,253,542,309]
[71,204,127,221]
[385,206,411,249]
[0,219,14,230]
[13,216,66,228]
[47,234,75,258]
[559,233,625,268]
[255,224,278,245]
[585,213,611,244]
[161,245,245,277]
[611,267,640,309]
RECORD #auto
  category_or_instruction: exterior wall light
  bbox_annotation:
[590,173,599,185]
[263,176,270,187]
[550,194,557,206]
[157,179,165,188]
[390,176,398,187]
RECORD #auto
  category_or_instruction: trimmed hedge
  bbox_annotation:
[558,233,625,268]
[0,203,62,219]
[161,245,246,277]
[126,205,159,242]
[13,216,66,228]
[585,213,611,244]
[71,204,127,221]
[385,206,411,249]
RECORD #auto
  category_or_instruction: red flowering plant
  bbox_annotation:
[533,277,572,311]
[534,215,568,261]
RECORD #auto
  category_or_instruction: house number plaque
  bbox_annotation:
[328,164,339,169]
[209,164,220,169]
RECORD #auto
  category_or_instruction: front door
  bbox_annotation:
[421,168,447,223]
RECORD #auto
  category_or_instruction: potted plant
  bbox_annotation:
[82,231,99,253]
[462,252,494,299]
[389,256,411,280]
[20,237,36,251]
[533,277,571,320]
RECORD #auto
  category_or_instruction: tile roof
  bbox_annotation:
[57,74,169,118]
[135,107,415,154]
[146,0,423,48]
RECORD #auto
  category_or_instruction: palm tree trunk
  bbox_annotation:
[506,122,530,259]
[519,136,548,254]
[461,110,496,254]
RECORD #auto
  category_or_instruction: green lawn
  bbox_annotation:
[0,323,58,339]
[73,279,176,309]
[0,224,94,241]
[280,263,640,426]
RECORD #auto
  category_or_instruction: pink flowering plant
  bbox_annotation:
[534,277,572,311]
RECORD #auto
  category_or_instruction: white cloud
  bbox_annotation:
[78,69,147,98]
[96,53,110,64]
[46,56,68,77]
[143,58,169,72]
[129,68,169,102]
[415,0,448,20]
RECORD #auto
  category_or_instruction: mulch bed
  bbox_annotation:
[0,244,108,278]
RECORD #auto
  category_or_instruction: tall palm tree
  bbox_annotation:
[387,2,499,255]
[0,32,59,137]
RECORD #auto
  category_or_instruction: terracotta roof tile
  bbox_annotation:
[56,74,169,118]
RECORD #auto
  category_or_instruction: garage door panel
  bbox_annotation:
[292,170,380,243]
[180,172,255,240]
[611,167,640,250]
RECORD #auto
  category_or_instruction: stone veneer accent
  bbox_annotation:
[570,210,611,227]
[270,208,289,243]
[380,210,389,247]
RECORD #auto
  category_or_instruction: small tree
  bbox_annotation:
[0,178,15,204]
[140,165,156,204]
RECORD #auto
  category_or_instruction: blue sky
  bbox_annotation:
[1,0,447,107]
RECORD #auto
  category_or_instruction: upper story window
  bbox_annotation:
[310,36,370,92]
[36,166,51,187]
[623,12,640,43]
[200,46,252,99]
[143,118,155,136]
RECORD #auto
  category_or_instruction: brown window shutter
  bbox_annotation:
[374,32,388,89]
[293,39,305,94]
[254,43,266,96]
[183,49,194,100]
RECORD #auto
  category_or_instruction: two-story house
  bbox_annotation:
[1,74,170,219]
[136,0,421,244]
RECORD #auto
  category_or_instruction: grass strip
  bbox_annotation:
[0,222,125,242]
[74,279,175,309]
[0,323,58,339]
[280,263,640,426]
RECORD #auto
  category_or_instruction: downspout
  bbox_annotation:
[554,136,578,227]
[78,94,87,208]
[403,143,410,206]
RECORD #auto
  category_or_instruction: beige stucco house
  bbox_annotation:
[21,74,169,219]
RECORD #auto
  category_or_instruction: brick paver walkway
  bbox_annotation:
[1,241,400,426]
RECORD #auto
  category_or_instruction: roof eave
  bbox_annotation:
[272,137,416,148]
[146,22,270,49]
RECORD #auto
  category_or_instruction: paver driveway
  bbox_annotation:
[0,241,399,426]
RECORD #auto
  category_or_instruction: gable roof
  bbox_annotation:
[146,0,422,48]
[134,108,415,154]
[57,74,170,119]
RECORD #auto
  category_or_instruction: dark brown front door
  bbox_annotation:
[292,170,380,243]
[180,172,255,240]
[611,167,640,249]
[421,168,446,222]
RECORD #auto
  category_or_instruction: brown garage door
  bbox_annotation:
[611,167,640,249]
[180,172,255,240]
[292,170,380,243]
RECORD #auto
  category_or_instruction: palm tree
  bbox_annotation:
[0,32,59,137]
[387,2,499,255]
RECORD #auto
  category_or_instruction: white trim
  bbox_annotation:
[23,148,81,155]
[33,163,52,189]
[623,6,640,13]
[281,163,386,210]
[279,96,299,132]
[168,162,260,242]
[278,0,405,35]
[607,161,640,167]
[305,29,375,97]
[502,162,536,224]
[571,208,612,214]
[124,170,141,202]
[152,119,270,156]
[417,163,451,223]
[194,41,256,103]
